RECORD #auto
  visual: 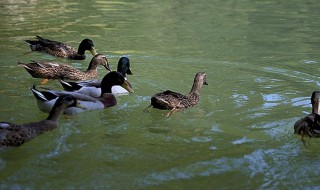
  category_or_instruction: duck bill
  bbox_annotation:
[89,48,98,56]
[121,80,134,93]
[103,58,111,71]
[127,68,133,75]
[76,101,86,109]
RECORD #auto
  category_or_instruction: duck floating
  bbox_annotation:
[19,54,111,84]
[150,72,208,116]
[58,57,133,97]
[25,36,97,60]
[294,91,320,144]
[30,71,133,115]
[0,95,82,147]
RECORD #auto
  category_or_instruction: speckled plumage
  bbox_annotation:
[0,95,79,147]
[25,36,97,60]
[19,54,110,81]
[151,72,208,116]
[294,91,320,143]
[58,57,134,97]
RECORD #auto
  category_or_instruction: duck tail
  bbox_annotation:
[58,79,73,91]
[24,38,42,51]
[18,61,33,71]
[29,84,48,101]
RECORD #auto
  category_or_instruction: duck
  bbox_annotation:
[58,57,133,97]
[294,91,320,145]
[150,72,208,116]
[19,54,111,85]
[30,71,134,115]
[0,94,82,147]
[25,36,97,60]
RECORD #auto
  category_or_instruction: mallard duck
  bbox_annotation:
[294,91,320,145]
[25,36,97,60]
[19,54,111,84]
[0,95,82,147]
[30,71,133,115]
[58,57,133,97]
[150,72,208,116]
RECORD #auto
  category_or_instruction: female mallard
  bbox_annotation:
[294,91,320,145]
[150,72,208,116]
[0,95,82,147]
[25,36,97,60]
[30,71,133,115]
[58,57,133,97]
[19,54,111,84]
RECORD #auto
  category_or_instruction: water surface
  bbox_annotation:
[1,0,320,189]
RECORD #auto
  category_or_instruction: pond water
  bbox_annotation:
[1,0,320,189]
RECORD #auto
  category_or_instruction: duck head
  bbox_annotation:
[78,39,97,56]
[117,57,132,77]
[100,71,134,95]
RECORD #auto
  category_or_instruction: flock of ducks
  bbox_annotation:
[0,36,208,147]
[0,36,318,147]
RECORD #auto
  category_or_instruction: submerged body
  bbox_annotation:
[30,71,133,115]
[151,72,208,116]
[58,57,133,97]
[25,36,97,60]
[19,54,110,82]
[294,91,320,143]
[0,95,80,147]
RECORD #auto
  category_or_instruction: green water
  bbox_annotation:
[1,0,320,189]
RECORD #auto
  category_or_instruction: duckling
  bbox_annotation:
[25,36,97,60]
[58,57,133,97]
[294,91,320,145]
[30,71,133,115]
[19,54,111,85]
[150,72,208,116]
[0,95,82,147]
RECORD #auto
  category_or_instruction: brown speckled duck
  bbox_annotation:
[19,54,111,84]
[150,72,208,116]
[25,36,97,60]
[294,91,320,145]
[0,95,82,147]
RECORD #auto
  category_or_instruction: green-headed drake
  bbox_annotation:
[25,36,97,60]
[30,71,133,115]
[58,57,133,97]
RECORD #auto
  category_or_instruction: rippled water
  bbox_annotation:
[1,0,320,189]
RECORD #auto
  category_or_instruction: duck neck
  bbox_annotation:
[312,101,320,114]
[86,61,99,72]
[101,84,113,95]
[188,80,203,95]
[46,104,67,122]
[77,44,86,55]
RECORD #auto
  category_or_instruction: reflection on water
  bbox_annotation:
[1,0,320,189]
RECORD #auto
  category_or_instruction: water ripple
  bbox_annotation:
[138,143,308,189]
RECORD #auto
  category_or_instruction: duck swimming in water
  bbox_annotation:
[30,71,133,115]
[58,57,133,97]
[150,72,208,116]
[19,54,110,85]
[25,36,97,60]
[0,95,82,147]
[294,91,320,145]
